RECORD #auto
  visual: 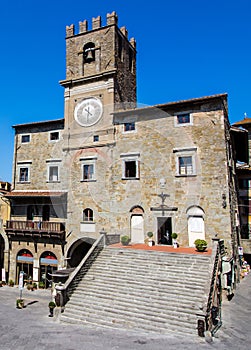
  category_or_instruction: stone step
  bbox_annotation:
[61,247,210,335]
[68,292,200,315]
[61,303,198,335]
[70,283,204,305]
[78,274,207,294]
[99,249,211,266]
[81,267,208,286]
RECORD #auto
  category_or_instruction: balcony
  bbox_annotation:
[6,220,65,239]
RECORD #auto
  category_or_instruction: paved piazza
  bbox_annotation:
[0,275,251,350]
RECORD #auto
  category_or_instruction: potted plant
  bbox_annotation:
[16,298,24,309]
[171,233,178,248]
[194,239,208,252]
[33,282,37,290]
[8,279,14,287]
[39,281,45,289]
[27,284,32,291]
[48,301,56,317]
[146,232,154,246]
[121,235,131,246]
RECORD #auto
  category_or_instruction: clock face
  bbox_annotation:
[74,97,103,127]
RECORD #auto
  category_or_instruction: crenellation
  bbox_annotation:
[107,11,118,26]
[66,24,75,37]
[79,19,88,33]
[130,38,136,48]
[120,26,128,38]
[92,15,101,30]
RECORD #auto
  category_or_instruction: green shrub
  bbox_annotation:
[38,281,45,289]
[147,232,153,238]
[171,233,178,239]
[121,235,131,245]
[194,239,207,251]
[9,279,14,287]
[48,301,56,308]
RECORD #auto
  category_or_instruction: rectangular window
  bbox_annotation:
[19,167,29,182]
[177,114,190,124]
[173,148,197,177]
[121,153,140,179]
[49,166,59,182]
[124,122,135,132]
[83,164,94,180]
[93,135,99,142]
[49,131,59,141]
[125,161,136,178]
[178,156,193,175]
[175,113,193,127]
[80,156,97,182]
[21,135,30,143]
[239,179,249,189]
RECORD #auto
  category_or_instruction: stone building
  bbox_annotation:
[0,181,11,281]
[4,12,241,284]
[233,116,251,258]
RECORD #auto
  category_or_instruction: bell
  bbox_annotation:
[85,49,94,62]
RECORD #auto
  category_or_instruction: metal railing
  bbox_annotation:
[197,239,224,337]
[55,233,106,306]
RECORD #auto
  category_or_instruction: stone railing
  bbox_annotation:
[55,233,106,306]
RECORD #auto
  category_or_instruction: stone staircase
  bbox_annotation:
[60,247,212,336]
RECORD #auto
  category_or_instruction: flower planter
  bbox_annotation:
[16,299,24,309]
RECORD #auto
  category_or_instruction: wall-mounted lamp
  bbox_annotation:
[222,193,227,209]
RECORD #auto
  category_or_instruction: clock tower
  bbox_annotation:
[60,11,136,139]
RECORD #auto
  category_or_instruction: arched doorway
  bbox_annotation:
[187,206,205,247]
[40,251,58,288]
[67,238,95,268]
[16,249,34,284]
[130,206,144,243]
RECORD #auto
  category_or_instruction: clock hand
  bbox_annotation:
[84,107,93,117]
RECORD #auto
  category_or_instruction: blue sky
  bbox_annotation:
[0,0,251,182]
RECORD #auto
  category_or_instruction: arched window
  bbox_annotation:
[83,208,93,222]
[83,42,95,63]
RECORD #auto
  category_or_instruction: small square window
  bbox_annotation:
[124,122,135,132]
[50,132,59,141]
[93,135,99,142]
[21,135,30,143]
[177,114,190,124]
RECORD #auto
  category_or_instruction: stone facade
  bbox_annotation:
[2,12,240,284]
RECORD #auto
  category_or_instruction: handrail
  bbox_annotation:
[197,239,223,336]
[55,233,106,305]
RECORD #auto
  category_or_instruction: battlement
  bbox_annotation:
[66,11,135,47]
